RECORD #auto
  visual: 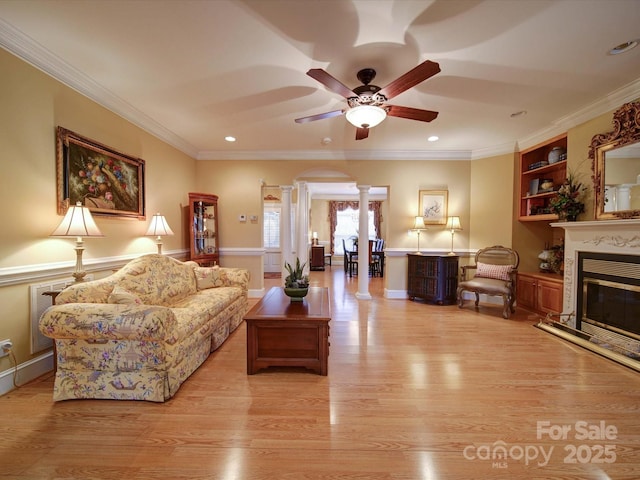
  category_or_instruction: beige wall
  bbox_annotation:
[195,159,472,250]
[0,48,196,374]
[194,159,474,291]
[469,152,515,250]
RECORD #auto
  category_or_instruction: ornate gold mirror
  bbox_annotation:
[590,100,640,220]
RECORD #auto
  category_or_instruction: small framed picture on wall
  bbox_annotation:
[418,190,448,225]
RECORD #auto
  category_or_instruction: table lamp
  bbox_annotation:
[445,216,462,256]
[50,201,104,282]
[146,213,174,254]
[411,216,428,254]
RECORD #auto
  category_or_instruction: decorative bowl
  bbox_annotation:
[283,287,309,301]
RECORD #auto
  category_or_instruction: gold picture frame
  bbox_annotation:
[418,189,448,225]
[56,127,146,218]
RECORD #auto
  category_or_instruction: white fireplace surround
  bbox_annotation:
[553,219,640,326]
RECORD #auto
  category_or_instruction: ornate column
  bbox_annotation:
[356,185,372,300]
[295,181,310,273]
[280,185,294,282]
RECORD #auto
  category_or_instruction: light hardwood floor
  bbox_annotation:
[1,267,639,479]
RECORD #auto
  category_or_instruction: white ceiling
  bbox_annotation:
[1,0,640,163]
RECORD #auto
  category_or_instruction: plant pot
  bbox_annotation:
[284,287,309,301]
[558,212,578,222]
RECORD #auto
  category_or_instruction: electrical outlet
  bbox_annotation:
[0,339,12,358]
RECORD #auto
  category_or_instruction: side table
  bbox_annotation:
[42,290,62,372]
[407,254,459,305]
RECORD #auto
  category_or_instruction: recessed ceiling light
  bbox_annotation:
[427,135,439,142]
[510,110,527,118]
[321,137,332,145]
[608,40,638,55]
[224,136,236,142]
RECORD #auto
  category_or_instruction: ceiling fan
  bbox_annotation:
[295,60,440,140]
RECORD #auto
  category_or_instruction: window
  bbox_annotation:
[334,208,376,255]
[263,204,296,250]
[263,206,280,249]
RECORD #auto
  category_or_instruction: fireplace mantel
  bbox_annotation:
[551,218,640,233]
[552,219,640,317]
[536,219,640,371]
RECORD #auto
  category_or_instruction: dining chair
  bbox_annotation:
[343,239,357,275]
[373,239,384,276]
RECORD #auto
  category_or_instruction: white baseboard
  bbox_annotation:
[384,289,408,299]
[0,351,53,397]
[248,288,266,298]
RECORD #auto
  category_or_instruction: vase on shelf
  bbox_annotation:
[548,146,565,164]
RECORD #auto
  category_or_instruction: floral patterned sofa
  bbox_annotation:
[39,254,250,402]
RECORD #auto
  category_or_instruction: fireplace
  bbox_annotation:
[537,219,640,371]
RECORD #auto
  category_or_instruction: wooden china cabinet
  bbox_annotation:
[188,192,219,266]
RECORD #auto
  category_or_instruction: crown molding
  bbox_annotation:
[518,78,640,152]
[196,149,472,161]
[470,141,518,160]
[0,19,199,158]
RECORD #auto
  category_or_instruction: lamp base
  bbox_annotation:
[73,242,87,283]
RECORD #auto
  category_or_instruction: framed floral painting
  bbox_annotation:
[56,127,146,218]
[418,189,448,225]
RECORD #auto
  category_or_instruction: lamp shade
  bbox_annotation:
[145,213,174,237]
[445,216,462,231]
[51,201,103,238]
[345,105,387,129]
[412,216,427,230]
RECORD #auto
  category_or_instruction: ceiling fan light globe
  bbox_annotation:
[345,105,386,129]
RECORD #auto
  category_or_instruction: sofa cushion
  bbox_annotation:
[475,262,512,281]
[460,277,511,295]
[116,254,197,306]
[108,286,142,305]
[194,265,222,290]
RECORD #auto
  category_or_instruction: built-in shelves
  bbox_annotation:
[518,134,567,221]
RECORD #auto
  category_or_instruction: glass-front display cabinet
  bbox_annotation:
[188,192,219,266]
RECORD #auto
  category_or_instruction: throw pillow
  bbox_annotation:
[475,262,512,281]
[107,285,142,305]
[195,265,221,290]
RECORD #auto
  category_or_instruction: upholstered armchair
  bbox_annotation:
[456,245,519,319]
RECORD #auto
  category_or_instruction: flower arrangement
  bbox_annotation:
[549,171,587,220]
[538,243,564,274]
[284,258,309,288]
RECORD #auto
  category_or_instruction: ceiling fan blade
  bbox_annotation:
[307,69,358,99]
[295,109,345,124]
[378,60,440,100]
[355,127,369,140]
[386,105,439,123]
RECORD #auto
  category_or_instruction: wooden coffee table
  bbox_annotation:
[244,286,331,375]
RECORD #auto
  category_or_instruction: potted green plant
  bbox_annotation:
[284,258,310,301]
[549,171,587,221]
